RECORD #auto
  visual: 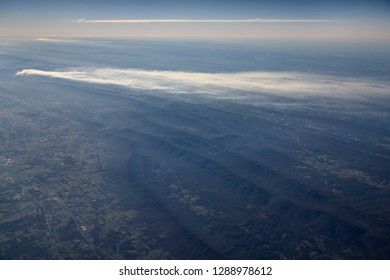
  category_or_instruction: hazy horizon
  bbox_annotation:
[1,0,390,41]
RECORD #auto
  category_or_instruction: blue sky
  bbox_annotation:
[1,0,389,40]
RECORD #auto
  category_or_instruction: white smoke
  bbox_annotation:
[16,68,390,98]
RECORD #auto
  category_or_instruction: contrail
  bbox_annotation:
[73,18,350,24]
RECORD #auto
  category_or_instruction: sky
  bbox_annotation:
[1,0,390,41]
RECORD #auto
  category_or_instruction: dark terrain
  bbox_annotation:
[0,39,389,259]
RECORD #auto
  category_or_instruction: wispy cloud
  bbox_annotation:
[35,38,77,43]
[15,68,389,99]
[74,18,349,24]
